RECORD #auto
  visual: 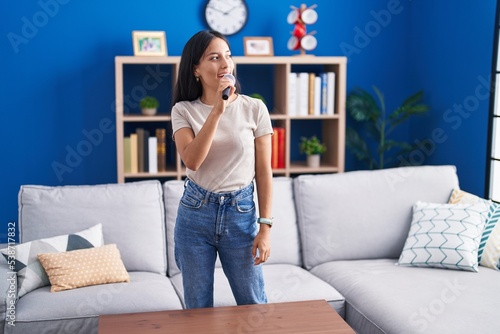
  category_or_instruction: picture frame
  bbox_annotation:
[243,37,274,56]
[132,31,167,56]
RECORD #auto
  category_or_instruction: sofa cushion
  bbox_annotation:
[311,259,500,334]
[18,181,167,275]
[169,264,345,317]
[264,178,302,266]
[294,165,459,269]
[38,244,130,292]
[164,177,301,277]
[12,272,183,333]
[1,223,103,298]
[479,202,500,269]
[449,188,500,270]
[397,201,486,272]
[163,180,184,277]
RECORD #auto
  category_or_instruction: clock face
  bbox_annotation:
[205,0,248,36]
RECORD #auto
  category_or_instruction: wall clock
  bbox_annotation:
[204,0,248,36]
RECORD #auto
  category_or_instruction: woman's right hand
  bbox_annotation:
[213,75,235,114]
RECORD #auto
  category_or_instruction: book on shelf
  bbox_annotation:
[320,72,328,114]
[271,129,278,169]
[271,127,285,169]
[314,76,321,116]
[148,137,158,174]
[327,72,336,115]
[123,137,131,173]
[156,128,167,172]
[308,73,315,115]
[136,128,145,172]
[124,128,166,175]
[143,129,150,172]
[298,72,309,116]
[277,127,285,168]
[129,133,138,173]
[288,71,336,116]
[288,73,297,116]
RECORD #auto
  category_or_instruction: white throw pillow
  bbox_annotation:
[1,224,103,297]
[398,201,486,272]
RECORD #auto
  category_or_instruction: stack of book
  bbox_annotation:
[288,71,336,116]
[271,127,285,169]
[123,128,167,174]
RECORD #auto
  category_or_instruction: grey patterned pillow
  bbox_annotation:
[1,224,103,297]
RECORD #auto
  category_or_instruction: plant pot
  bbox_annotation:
[307,154,321,168]
[141,108,157,116]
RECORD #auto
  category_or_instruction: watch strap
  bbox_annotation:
[257,217,273,226]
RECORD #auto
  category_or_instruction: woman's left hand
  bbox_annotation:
[252,226,271,265]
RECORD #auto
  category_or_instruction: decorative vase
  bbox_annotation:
[307,154,321,168]
[141,108,157,116]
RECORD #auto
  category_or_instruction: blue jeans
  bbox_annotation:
[174,179,267,309]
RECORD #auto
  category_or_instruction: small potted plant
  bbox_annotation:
[299,135,327,168]
[250,93,266,105]
[140,96,159,116]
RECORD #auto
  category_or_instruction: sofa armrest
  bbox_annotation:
[0,256,17,333]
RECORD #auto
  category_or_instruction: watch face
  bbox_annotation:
[205,0,248,36]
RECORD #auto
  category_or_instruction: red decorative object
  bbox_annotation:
[287,4,318,55]
[292,23,306,38]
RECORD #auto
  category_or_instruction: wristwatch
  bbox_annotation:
[257,217,273,227]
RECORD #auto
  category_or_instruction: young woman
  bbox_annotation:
[171,30,273,309]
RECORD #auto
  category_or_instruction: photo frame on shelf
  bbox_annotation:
[132,31,167,56]
[243,37,274,56]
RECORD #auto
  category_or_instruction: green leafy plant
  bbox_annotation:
[250,93,266,105]
[139,96,159,109]
[299,136,327,155]
[346,86,430,169]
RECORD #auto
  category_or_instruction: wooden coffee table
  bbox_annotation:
[98,299,354,333]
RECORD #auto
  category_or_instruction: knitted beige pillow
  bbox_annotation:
[38,244,130,292]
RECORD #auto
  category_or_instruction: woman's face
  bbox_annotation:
[194,37,234,93]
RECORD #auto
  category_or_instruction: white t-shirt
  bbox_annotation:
[171,95,273,192]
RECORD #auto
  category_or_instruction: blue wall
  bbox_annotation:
[0,0,496,241]
[409,1,495,196]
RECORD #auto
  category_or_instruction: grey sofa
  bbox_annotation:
[1,165,498,333]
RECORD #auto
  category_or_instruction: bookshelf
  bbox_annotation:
[115,56,346,183]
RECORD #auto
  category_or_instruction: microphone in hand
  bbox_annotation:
[222,74,235,100]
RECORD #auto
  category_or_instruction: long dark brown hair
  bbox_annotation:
[172,30,241,106]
